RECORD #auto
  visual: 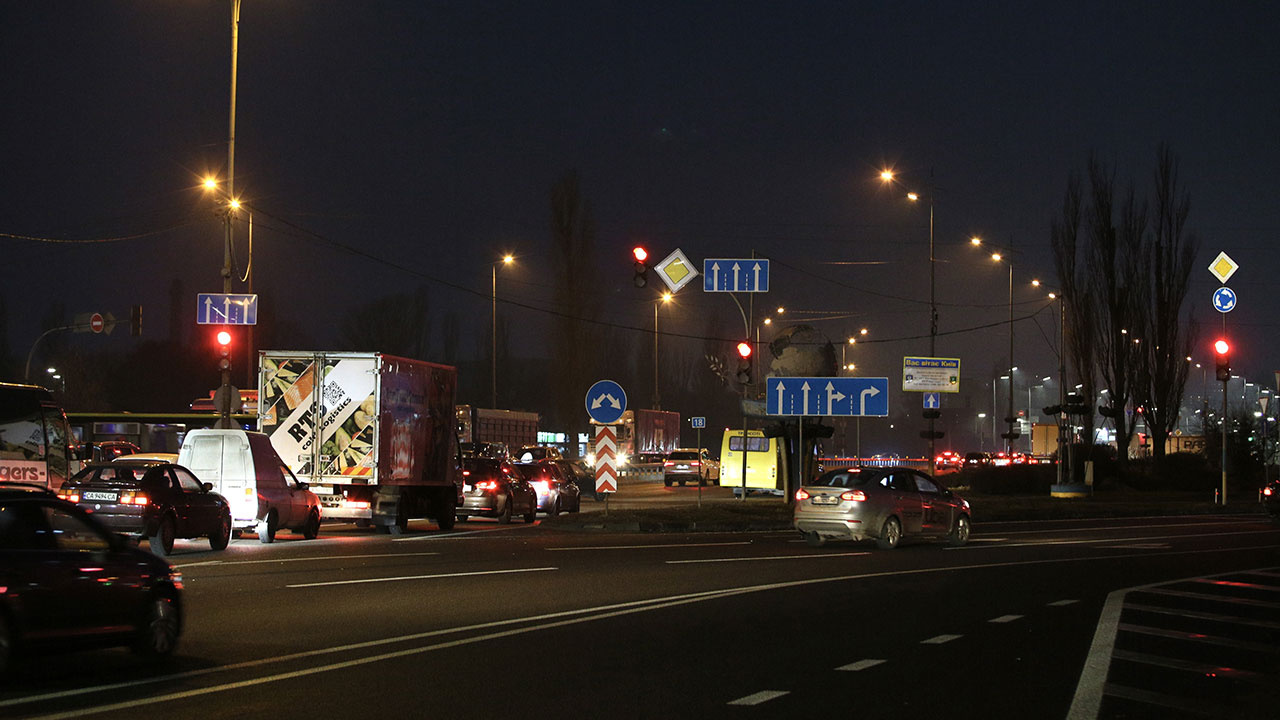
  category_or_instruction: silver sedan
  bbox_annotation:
[793,466,971,549]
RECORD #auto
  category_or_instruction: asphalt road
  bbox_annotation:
[4,511,1278,719]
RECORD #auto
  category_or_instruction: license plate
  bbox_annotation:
[812,495,839,505]
[83,491,118,502]
[677,465,689,470]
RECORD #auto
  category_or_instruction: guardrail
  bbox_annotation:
[819,457,932,472]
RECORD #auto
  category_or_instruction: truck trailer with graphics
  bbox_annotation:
[258,351,460,533]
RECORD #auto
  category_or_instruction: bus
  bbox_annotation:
[720,428,788,497]
[0,382,76,489]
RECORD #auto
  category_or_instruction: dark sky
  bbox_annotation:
[3,2,1278,434]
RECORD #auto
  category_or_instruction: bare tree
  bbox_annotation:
[1051,174,1098,474]
[548,171,600,434]
[1134,144,1199,461]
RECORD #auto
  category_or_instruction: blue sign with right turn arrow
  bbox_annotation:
[766,377,889,417]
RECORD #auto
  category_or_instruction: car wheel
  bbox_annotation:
[149,515,176,557]
[498,497,513,524]
[0,612,11,675]
[876,516,902,550]
[570,495,580,513]
[548,497,561,517]
[678,479,686,487]
[947,514,971,547]
[257,510,278,543]
[209,511,232,551]
[132,593,180,658]
[663,477,672,487]
[805,531,825,548]
[457,514,469,523]
[302,510,321,540]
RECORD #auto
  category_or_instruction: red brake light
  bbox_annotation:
[795,489,810,501]
[132,494,150,506]
[840,490,866,502]
[664,461,675,467]
[1265,487,1274,497]
[476,480,499,491]
[690,461,700,467]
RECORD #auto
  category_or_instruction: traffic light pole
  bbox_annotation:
[1221,375,1228,504]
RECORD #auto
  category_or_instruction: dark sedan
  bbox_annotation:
[0,484,183,674]
[57,460,231,556]
[1265,477,1280,523]
[794,466,971,549]
[516,460,582,516]
[456,458,537,524]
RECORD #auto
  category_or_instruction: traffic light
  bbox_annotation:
[922,409,941,420]
[1214,338,1230,381]
[735,341,752,384]
[632,246,650,288]
[216,328,232,371]
[130,304,142,336]
[1064,393,1089,415]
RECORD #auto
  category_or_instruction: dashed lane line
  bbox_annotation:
[920,634,963,644]
[988,615,1023,623]
[286,567,556,588]
[947,529,1279,550]
[175,552,439,569]
[546,541,752,551]
[1048,599,1078,607]
[727,691,789,706]
[836,659,886,672]
[667,552,870,565]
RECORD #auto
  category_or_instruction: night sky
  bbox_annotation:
[3,2,1277,448]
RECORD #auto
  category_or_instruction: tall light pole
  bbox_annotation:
[653,292,672,409]
[881,169,938,463]
[492,254,514,408]
[223,0,242,298]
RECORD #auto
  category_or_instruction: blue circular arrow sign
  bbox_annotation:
[585,379,627,424]
[1212,286,1237,313]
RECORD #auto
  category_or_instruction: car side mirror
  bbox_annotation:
[296,481,309,492]
[202,482,214,492]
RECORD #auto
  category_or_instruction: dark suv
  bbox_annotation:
[0,483,183,674]
[58,460,231,556]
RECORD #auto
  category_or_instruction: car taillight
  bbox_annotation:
[122,493,149,506]
[462,470,471,477]
[664,461,675,467]
[795,489,810,501]
[532,480,550,493]
[840,490,866,502]
[1265,486,1274,497]
[476,480,499,491]
[690,461,700,467]
[58,491,81,503]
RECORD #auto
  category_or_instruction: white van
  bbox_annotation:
[178,429,321,542]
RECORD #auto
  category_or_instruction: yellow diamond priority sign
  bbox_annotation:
[1208,251,1239,284]
[654,248,698,293]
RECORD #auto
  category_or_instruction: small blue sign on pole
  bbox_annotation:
[585,380,627,424]
[766,377,889,417]
[690,416,706,429]
[923,392,940,409]
[197,293,259,325]
[1212,286,1237,313]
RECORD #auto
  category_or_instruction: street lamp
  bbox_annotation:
[492,253,514,408]
[654,292,673,409]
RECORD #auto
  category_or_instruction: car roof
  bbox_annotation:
[0,482,58,498]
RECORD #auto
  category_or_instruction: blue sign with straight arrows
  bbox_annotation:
[703,258,770,292]
[766,377,889,417]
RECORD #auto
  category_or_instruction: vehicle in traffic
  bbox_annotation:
[615,409,680,469]
[663,448,720,487]
[455,405,539,454]
[720,429,787,496]
[991,451,1012,467]
[74,440,141,463]
[178,429,321,543]
[57,459,232,555]
[456,457,537,524]
[934,450,963,473]
[793,466,971,549]
[460,441,510,459]
[1264,477,1280,523]
[115,452,180,463]
[514,445,563,462]
[0,483,183,673]
[260,351,461,533]
[515,460,581,515]
[0,382,76,489]
[962,452,991,469]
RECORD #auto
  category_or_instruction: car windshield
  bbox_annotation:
[809,468,882,488]
[514,464,550,480]
[668,451,698,460]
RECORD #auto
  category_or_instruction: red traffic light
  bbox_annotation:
[632,246,648,263]
[736,341,752,359]
[1214,339,1229,355]
[216,329,232,346]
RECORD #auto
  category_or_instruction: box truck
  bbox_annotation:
[455,405,539,458]
[259,351,460,533]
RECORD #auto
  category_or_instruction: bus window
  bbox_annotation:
[0,383,68,489]
[41,406,72,488]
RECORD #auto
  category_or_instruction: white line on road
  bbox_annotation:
[1048,599,1078,607]
[727,690,789,706]
[17,545,1279,718]
[666,552,869,565]
[988,615,1023,623]
[546,541,752,551]
[920,634,963,644]
[986,519,1264,535]
[176,552,439,568]
[391,524,541,541]
[946,529,1278,550]
[836,659,886,672]
[287,567,555,588]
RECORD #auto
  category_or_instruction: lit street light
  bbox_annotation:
[492,253,514,408]
[654,291,672,409]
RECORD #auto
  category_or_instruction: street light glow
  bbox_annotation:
[860,328,868,335]
[661,292,673,303]
[776,306,785,314]
[502,254,514,264]
[991,253,1002,262]
[763,318,772,325]
[907,192,919,201]
[879,170,894,182]
[1031,279,1040,287]
[970,236,982,245]
[848,337,856,344]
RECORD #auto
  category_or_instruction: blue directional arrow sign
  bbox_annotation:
[703,258,770,293]
[197,293,259,325]
[1212,286,1237,313]
[923,392,940,409]
[766,377,889,417]
[585,379,627,424]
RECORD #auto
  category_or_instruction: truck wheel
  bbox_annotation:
[355,519,372,529]
[257,511,278,543]
[302,510,321,540]
[435,491,457,531]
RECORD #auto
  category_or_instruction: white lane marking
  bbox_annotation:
[287,567,555,588]
[546,541,752,551]
[727,690,789,706]
[988,615,1023,623]
[16,547,1280,716]
[1096,543,1170,550]
[1048,599,1078,607]
[946,529,1278,550]
[920,634,962,644]
[391,524,541,541]
[175,552,439,568]
[667,552,869,565]
[981,515,1263,528]
[836,659,886,672]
